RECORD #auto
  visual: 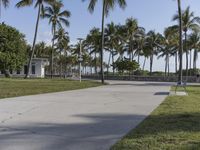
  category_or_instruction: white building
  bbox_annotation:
[0,58,49,78]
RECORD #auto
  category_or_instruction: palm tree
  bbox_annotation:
[43,1,70,78]
[105,22,118,75]
[144,31,161,75]
[16,0,54,78]
[85,27,101,74]
[115,24,127,60]
[0,0,9,17]
[34,41,52,58]
[157,29,173,76]
[83,0,127,84]
[124,18,145,62]
[173,6,200,79]
[54,28,70,77]
[134,29,145,65]
[174,0,183,83]
[188,32,200,72]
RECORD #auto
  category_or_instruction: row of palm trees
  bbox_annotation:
[45,8,200,78]
[0,0,198,83]
[75,11,200,78]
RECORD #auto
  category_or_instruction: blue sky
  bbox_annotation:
[1,0,200,72]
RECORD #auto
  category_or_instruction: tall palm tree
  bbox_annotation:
[115,24,127,60]
[124,18,145,62]
[85,27,101,74]
[157,27,176,76]
[16,0,54,78]
[134,29,145,65]
[175,0,183,83]
[43,1,70,78]
[105,22,118,75]
[144,31,161,75]
[54,28,70,77]
[173,6,200,79]
[188,32,200,72]
[83,0,127,84]
[0,0,9,17]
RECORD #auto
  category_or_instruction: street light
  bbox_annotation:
[77,38,84,83]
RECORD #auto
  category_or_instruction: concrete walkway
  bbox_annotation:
[0,81,171,150]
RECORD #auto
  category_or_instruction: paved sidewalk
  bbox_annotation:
[0,81,171,150]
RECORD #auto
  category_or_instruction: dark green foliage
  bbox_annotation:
[115,59,139,73]
[0,23,27,76]
[134,70,149,76]
[177,68,200,76]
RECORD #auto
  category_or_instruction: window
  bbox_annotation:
[24,65,28,74]
[32,65,35,75]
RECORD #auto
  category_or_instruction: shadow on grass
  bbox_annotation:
[0,112,200,150]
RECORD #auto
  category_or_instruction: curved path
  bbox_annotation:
[0,80,171,150]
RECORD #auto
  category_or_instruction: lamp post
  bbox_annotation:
[77,38,84,83]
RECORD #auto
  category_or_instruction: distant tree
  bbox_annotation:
[0,24,27,77]
[43,1,70,78]
[188,32,200,72]
[54,28,70,77]
[144,31,162,75]
[83,0,127,84]
[34,41,52,58]
[85,27,101,74]
[173,6,200,78]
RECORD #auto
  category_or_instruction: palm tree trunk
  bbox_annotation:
[177,0,183,83]
[185,31,189,78]
[95,52,97,74]
[168,56,170,76]
[150,55,153,76]
[193,49,197,69]
[175,52,178,73]
[138,55,140,64]
[25,4,41,79]
[186,50,189,76]
[112,50,115,75]
[51,25,56,79]
[131,51,134,62]
[142,57,146,71]
[107,52,111,76]
[165,56,167,77]
[60,51,62,78]
[189,49,192,76]
[100,0,105,84]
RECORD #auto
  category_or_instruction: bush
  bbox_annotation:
[134,70,149,76]
[115,59,139,74]
[177,69,200,76]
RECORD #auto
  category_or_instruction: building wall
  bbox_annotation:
[0,59,49,78]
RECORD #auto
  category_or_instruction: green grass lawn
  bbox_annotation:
[111,86,200,150]
[0,78,102,99]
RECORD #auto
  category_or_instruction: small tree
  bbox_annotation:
[0,23,27,77]
[115,59,139,74]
